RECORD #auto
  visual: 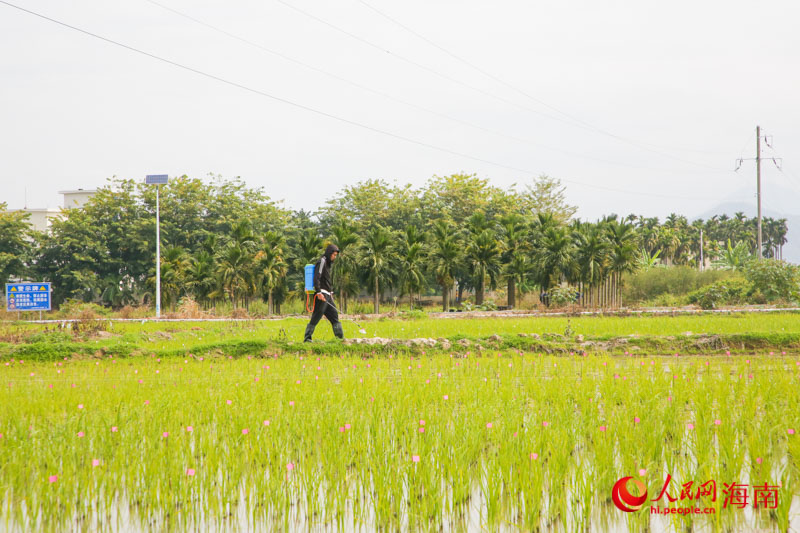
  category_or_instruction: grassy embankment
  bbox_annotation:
[1,312,800,361]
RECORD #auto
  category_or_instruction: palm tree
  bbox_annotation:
[158,246,189,311]
[186,250,216,307]
[499,213,528,308]
[605,220,638,307]
[255,231,288,314]
[573,224,610,308]
[533,225,576,298]
[430,220,461,311]
[215,242,253,308]
[330,222,360,313]
[398,226,427,309]
[359,225,397,314]
[467,229,501,305]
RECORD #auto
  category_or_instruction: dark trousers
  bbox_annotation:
[304,293,343,341]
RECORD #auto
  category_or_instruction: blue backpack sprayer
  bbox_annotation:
[304,263,316,313]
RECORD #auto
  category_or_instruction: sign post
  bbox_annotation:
[145,174,169,318]
[6,282,52,319]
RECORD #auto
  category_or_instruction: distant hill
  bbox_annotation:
[693,183,800,263]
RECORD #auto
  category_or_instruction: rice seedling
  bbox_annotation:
[1,349,799,531]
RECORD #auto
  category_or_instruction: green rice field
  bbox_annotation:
[2,349,800,531]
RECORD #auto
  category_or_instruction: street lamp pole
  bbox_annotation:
[145,175,169,318]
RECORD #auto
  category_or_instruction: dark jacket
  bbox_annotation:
[314,244,339,293]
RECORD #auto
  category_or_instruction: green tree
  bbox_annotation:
[255,231,288,314]
[430,220,461,311]
[397,225,428,308]
[0,205,34,288]
[467,229,501,305]
[358,225,397,314]
[520,175,577,222]
[498,213,529,308]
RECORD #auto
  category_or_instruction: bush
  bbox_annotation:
[248,300,271,318]
[687,279,751,309]
[623,267,737,304]
[548,286,578,307]
[743,259,800,303]
[56,299,110,319]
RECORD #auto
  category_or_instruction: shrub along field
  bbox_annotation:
[2,352,799,531]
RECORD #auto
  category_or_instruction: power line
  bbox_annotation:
[0,0,720,202]
[142,0,718,177]
[277,0,730,173]
[354,0,734,170]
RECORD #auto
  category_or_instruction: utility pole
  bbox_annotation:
[735,126,777,260]
[756,125,762,258]
[145,175,169,318]
[699,228,704,271]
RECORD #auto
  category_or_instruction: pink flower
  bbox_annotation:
[111,426,118,432]
[186,468,195,476]
[788,429,796,435]
[48,475,58,483]
[289,401,295,406]
[419,420,425,426]
[638,468,647,476]
[144,400,149,406]
[687,423,695,430]
[226,400,232,405]
[339,427,345,432]
[286,462,295,471]
[634,417,640,424]
[714,419,721,426]
[77,431,85,438]
[92,459,100,467]
[138,380,143,384]
[419,427,425,433]
[486,422,493,429]
[162,432,169,438]
[78,404,84,409]
[263,420,270,426]
[186,426,193,433]
[542,421,549,427]
[667,396,672,402]
[530,453,539,460]
[513,431,518,437]
[756,457,763,464]
[242,429,249,435]
[412,455,420,463]
[443,395,449,400]
[599,426,607,432]
[345,424,351,430]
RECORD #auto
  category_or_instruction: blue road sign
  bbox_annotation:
[5,283,51,312]
[145,174,169,185]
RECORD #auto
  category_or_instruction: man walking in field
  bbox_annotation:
[304,244,344,342]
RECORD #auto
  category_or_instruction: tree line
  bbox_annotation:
[0,174,789,313]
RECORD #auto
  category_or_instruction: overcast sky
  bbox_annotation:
[1,0,799,220]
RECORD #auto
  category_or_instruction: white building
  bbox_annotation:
[6,207,61,233]
[58,189,97,209]
[5,188,98,233]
